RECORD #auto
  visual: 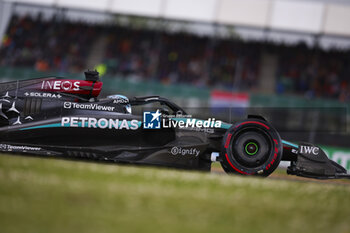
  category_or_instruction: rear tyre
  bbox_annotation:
[220,119,283,177]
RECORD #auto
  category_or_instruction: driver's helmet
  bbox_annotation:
[107,94,131,114]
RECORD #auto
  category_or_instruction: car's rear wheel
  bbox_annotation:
[220,119,283,177]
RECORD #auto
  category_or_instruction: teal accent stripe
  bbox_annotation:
[220,123,232,129]
[21,119,297,150]
[282,140,298,148]
[172,118,298,147]
[20,120,142,131]
[20,123,63,131]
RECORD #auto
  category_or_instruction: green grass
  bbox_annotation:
[0,154,350,233]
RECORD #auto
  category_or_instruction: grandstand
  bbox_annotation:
[1,0,350,100]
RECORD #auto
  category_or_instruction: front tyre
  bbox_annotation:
[220,119,283,177]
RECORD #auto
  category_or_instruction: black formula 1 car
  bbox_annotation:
[0,71,348,179]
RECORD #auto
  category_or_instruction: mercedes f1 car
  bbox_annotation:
[0,71,348,179]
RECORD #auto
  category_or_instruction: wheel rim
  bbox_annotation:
[244,142,259,156]
[231,128,272,168]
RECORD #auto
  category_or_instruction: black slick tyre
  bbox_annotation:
[220,119,283,177]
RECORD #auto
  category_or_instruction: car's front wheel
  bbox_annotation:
[220,119,283,177]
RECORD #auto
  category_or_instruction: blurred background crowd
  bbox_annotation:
[0,15,97,73]
[1,14,350,102]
